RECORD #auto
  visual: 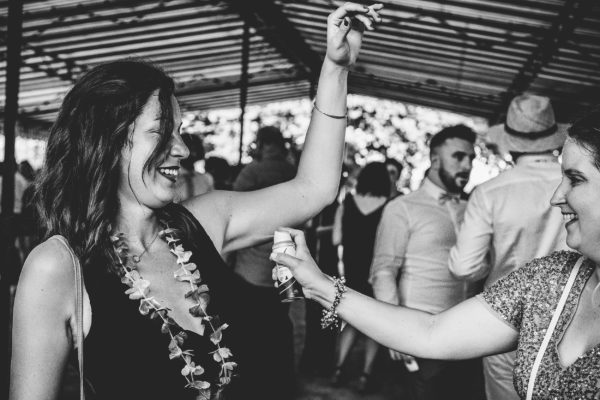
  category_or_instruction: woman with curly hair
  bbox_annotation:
[9,4,383,400]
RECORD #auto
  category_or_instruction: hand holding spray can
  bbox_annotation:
[272,230,304,302]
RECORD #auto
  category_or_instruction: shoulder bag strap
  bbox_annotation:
[51,236,85,400]
[525,256,584,400]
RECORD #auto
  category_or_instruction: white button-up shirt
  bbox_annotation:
[370,178,474,314]
[449,154,568,287]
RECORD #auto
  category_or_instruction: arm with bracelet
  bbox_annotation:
[270,228,518,360]
[189,3,384,256]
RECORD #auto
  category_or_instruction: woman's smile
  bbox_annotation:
[157,165,180,183]
[562,212,578,227]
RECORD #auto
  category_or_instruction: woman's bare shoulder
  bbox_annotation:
[18,237,76,304]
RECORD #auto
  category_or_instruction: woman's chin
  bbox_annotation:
[156,195,177,207]
[565,235,580,253]
[143,192,177,209]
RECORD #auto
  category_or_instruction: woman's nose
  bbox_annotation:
[171,133,190,159]
[550,178,566,207]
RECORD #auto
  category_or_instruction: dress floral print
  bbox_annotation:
[479,251,600,399]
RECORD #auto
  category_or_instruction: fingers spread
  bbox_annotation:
[330,2,370,21]
[367,4,384,22]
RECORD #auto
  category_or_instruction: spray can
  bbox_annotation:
[272,230,304,302]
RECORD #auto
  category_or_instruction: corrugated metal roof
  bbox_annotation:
[1,0,599,129]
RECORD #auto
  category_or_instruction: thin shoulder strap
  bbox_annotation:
[525,256,584,400]
[51,235,85,400]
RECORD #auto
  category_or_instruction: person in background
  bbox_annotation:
[331,162,390,392]
[272,106,600,400]
[385,158,403,198]
[0,160,30,215]
[369,125,484,400]
[204,156,232,190]
[0,160,35,282]
[229,125,298,399]
[17,161,39,264]
[300,175,347,377]
[177,133,213,201]
[449,94,568,400]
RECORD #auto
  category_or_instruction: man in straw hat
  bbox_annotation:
[448,94,569,400]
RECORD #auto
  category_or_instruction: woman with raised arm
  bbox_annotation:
[272,109,600,399]
[9,4,382,400]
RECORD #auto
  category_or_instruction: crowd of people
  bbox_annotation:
[5,2,600,400]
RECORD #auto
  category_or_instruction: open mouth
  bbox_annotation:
[157,166,180,182]
[563,212,578,227]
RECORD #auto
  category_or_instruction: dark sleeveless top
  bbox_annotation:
[83,203,245,399]
[341,195,387,295]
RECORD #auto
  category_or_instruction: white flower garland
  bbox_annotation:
[111,227,236,399]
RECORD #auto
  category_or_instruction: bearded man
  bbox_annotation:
[369,125,484,400]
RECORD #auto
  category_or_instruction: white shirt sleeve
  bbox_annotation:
[449,186,493,281]
[369,201,409,305]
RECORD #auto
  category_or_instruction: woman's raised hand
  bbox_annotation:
[270,228,331,300]
[326,2,383,68]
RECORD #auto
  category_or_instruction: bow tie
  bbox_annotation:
[438,192,461,205]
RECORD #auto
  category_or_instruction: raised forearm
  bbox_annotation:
[295,59,348,206]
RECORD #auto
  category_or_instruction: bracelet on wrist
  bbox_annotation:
[321,276,347,330]
[313,101,347,120]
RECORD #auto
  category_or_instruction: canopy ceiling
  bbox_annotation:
[1,0,599,130]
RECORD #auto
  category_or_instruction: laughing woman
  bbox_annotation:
[272,109,600,400]
[9,4,383,400]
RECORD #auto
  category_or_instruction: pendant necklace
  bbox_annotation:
[130,231,160,264]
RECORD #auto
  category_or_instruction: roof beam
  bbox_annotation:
[349,75,496,118]
[492,0,594,122]
[176,74,304,98]
[223,0,322,83]
[0,0,207,85]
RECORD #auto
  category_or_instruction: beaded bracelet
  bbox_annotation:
[321,276,347,330]
[313,101,347,120]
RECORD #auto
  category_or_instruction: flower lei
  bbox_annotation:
[111,227,236,400]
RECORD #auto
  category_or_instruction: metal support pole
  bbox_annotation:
[2,0,23,214]
[238,21,250,166]
[1,1,23,396]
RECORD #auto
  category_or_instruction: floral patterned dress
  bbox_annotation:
[478,251,600,399]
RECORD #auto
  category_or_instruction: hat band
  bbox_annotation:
[504,123,558,140]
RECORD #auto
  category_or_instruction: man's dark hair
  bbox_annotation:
[385,158,403,176]
[429,125,477,153]
[256,126,285,149]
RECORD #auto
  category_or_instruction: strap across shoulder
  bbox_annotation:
[47,235,91,400]
[47,235,92,343]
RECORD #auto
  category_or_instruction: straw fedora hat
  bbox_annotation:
[486,94,568,155]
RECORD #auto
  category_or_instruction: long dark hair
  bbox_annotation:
[35,60,175,267]
[355,162,391,197]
